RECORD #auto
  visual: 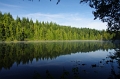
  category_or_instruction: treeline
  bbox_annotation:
[0,42,115,70]
[0,12,115,41]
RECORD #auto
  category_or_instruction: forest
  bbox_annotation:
[0,12,116,41]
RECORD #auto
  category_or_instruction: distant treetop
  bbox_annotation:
[25,0,120,32]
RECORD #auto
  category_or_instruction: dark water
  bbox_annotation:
[0,41,120,79]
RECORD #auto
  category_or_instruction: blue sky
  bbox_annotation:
[0,0,107,30]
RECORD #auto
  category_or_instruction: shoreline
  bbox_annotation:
[0,40,114,43]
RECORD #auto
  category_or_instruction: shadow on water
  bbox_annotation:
[0,41,119,79]
[107,43,120,79]
[32,54,120,79]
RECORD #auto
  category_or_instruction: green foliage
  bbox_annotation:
[26,0,120,32]
[80,0,120,32]
[0,12,117,41]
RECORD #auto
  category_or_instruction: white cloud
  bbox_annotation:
[85,21,107,30]
[18,13,107,30]
[0,2,20,8]
[0,2,23,14]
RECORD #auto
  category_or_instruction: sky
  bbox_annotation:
[0,0,108,30]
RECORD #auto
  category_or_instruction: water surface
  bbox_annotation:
[0,41,119,79]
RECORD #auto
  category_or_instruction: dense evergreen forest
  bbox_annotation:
[0,12,116,41]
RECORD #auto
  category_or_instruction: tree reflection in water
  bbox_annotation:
[108,43,120,79]
[0,41,119,79]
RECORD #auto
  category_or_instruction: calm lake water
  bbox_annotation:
[0,41,119,79]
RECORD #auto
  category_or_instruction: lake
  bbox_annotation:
[0,41,119,79]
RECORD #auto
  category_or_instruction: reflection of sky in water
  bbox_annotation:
[0,46,118,79]
[28,49,115,67]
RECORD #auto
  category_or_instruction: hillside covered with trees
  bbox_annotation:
[0,12,115,41]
